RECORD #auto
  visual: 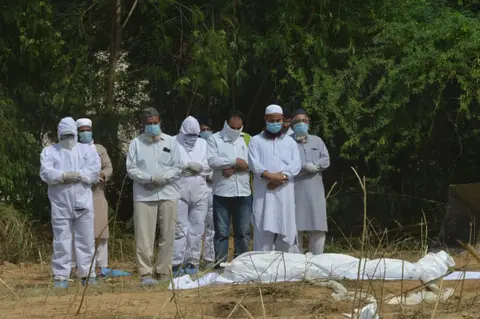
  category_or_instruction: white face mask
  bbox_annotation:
[223,121,242,140]
[59,137,76,150]
[183,134,198,152]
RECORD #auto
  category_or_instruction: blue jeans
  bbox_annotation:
[213,195,252,266]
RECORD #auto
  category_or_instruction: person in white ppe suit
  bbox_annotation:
[172,116,212,276]
[40,117,101,288]
[247,105,301,252]
[198,118,215,269]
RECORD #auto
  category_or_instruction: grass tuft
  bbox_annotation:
[0,204,43,263]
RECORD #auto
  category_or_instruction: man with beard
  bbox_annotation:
[247,105,301,252]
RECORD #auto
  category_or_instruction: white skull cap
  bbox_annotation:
[76,118,92,127]
[265,104,283,115]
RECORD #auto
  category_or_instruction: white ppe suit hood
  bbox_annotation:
[58,117,78,140]
[179,116,200,135]
[178,116,200,152]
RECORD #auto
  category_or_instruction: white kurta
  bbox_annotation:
[247,132,301,247]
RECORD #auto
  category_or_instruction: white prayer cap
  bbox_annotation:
[76,118,92,128]
[265,104,283,115]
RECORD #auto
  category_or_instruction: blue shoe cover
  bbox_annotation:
[141,276,158,287]
[172,265,185,277]
[54,280,68,289]
[184,264,198,275]
[81,277,98,286]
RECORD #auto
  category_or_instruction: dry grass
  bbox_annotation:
[1,170,480,318]
[0,204,50,264]
[1,259,479,319]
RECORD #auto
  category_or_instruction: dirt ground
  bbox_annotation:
[1,254,480,319]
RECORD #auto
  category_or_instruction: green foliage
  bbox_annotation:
[0,0,479,245]
[309,3,478,168]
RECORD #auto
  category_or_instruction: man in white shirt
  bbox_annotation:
[247,105,301,252]
[126,107,183,286]
[207,110,252,268]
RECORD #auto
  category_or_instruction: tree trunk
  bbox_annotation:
[101,0,122,179]
[106,0,121,113]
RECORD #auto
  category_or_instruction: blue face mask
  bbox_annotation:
[266,122,283,134]
[145,124,161,137]
[199,131,213,140]
[78,131,93,144]
[293,123,309,134]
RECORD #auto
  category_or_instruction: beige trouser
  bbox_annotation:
[133,200,177,276]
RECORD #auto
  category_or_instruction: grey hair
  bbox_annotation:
[141,107,160,119]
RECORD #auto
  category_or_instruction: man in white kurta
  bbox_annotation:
[172,116,212,275]
[40,117,100,288]
[247,105,301,252]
